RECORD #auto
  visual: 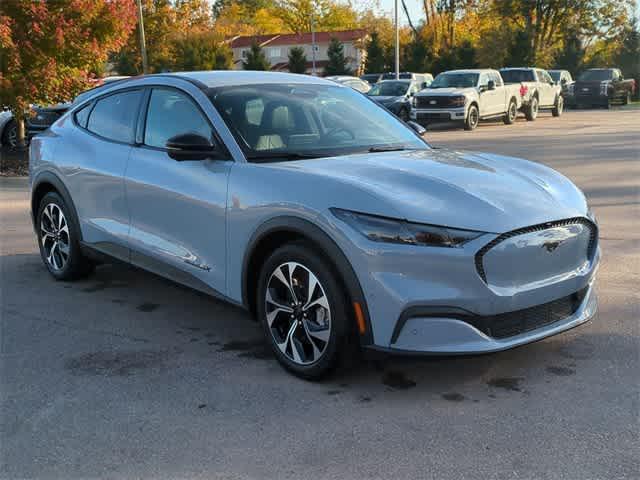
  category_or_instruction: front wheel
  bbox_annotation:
[464,105,479,130]
[503,100,517,124]
[257,243,350,379]
[2,119,17,148]
[552,95,564,117]
[525,97,538,121]
[37,192,94,280]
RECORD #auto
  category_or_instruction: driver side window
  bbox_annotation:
[144,88,212,149]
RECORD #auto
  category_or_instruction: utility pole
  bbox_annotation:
[136,0,149,74]
[394,0,399,80]
[311,15,317,76]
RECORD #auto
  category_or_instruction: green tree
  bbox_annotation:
[324,37,351,76]
[615,18,640,99]
[365,31,386,73]
[555,28,585,74]
[0,0,136,147]
[243,41,271,70]
[172,32,233,71]
[287,46,307,73]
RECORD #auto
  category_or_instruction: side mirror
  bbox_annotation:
[407,120,426,135]
[487,80,496,90]
[166,133,217,161]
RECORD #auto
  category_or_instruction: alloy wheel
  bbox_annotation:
[469,107,479,128]
[6,123,17,148]
[508,102,517,121]
[557,96,564,114]
[40,203,70,271]
[265,262,331,365]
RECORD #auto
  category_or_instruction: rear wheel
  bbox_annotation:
[503,100,517,124]
[37,192,94,280]
[552,95,564,117]
[464,105,479,130]
[2,119,17,148]
[257,243,350,379]
[525,96,538,121]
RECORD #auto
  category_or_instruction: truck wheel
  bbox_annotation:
[464,105,479,131]
[552,95,564,117]
[622,91,631,105]
[503,100,517,124]
[525,96,538,121]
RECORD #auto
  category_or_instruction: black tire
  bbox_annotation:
[503,99,517,124]
[256,242,350,379]
[464,104,479,130]
[525,96,538,121]
[1,119,18,148]
[36,192,94,280]
[552,95,564,117]
[622,91,631,105]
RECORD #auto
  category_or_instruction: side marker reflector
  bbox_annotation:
[354,302,366,335]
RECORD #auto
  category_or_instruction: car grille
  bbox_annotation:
[575,86,599,96]
[415,96,457,108]
[475,217,598,284]
[415,112,450,121]
[462,288,588,339]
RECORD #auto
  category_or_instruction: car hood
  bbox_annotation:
[275,149,588,233]
[369,96,404,104]
[418,87,475,96]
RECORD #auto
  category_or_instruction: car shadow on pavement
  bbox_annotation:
[3,251,619,406]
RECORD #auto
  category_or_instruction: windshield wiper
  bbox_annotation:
[368,145,411,153]
[245,151,327,161]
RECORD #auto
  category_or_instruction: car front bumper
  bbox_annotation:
[337,217,600,355]
[410,107,466,123]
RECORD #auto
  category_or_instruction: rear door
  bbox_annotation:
[124,86,232,295]
[538,70,556,106]
[65,88,144,260]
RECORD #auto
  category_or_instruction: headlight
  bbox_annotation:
[331,209,484,248]
[451,96,466,107]
[600,82,609,95]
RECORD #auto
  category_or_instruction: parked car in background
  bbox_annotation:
[549,69,575,106]
[26,76,130,139]
[411,69,521,130]
[572,68,636,108]
[325,76,371,93]
[360,73,383,85]
[0,109,17,148]
[500,68,563,120]
[367,79,422,121]
[30,71,599,379]
[381,72,433,89]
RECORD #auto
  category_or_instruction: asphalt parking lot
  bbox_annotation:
[1,108,639,479]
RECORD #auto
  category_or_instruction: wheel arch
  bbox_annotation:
[241,216,374,345]
[31,171,82,241]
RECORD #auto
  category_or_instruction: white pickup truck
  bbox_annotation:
[499,68,563,120]
[410,69,522,130]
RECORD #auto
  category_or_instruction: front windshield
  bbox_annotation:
[578,70,612,81]
[429,73,479,88]
[368,81,410,97]
[208,83,427,161]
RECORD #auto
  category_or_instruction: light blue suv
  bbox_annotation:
[29,71,600,378]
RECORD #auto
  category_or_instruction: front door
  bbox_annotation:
[125,87,231,296]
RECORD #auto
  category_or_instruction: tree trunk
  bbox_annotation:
[16,118,27,150]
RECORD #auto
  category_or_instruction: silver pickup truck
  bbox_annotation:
[410,69,522,130]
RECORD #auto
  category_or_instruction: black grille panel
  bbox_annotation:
[462,288,588,339]
[475,217,598,283]
[415,96,457,108]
